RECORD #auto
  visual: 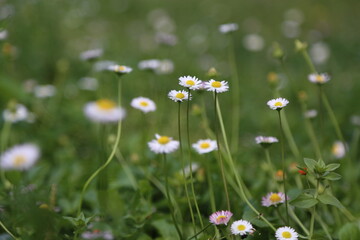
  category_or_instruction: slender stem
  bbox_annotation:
[315,213,333,240]
[0,121,12,189]
[301,50,317,73]
[318,84,324,153]
[309,179,320,240]
[278,110,289,224]
[187,223,212,240]
[275,207,286,224]
[0,221,18,240]
[214,92,231,210]
[178,102,197,235]
[163,153,183,240]
[264,148,276,181]
[186,88,204,228]
[288,207,310,235]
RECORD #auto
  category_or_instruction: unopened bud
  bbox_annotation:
[272,42,285,60]
[295,39,308,52]
[207,67,218,78]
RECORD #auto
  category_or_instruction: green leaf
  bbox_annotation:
[304,158,317,172]
[322,172,342,181]
[339,222,360,240]
[325,163,340,172]
[317,193,344,209]
[290,193,318,208]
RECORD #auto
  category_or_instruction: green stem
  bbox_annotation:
[275,206,286,224]
[187,223,212,240]
[265,148,276,181]
[0,121,12,189]
[278,110,289,224]
[214,92,231,210]
[186,88,204,228]
[178,102,197,235]
[318,85,324,153]
[309,179,320,240]
[163,154,183,240]
[315,213,333,240]
[0,220,18,240]
[301,50,317,73]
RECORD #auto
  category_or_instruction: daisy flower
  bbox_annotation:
[168,90,190,102]
[79,48,103,61]
[205,80,229,93]
[138,59,161,71]
[84,99,125,123]
[0,144,40,171]
[3,104,29,123]
[231,219,255,236]
[308,73,330,85]
[331,141,346,159]
[275,226,298,240]
[33,85,56,98]
[255,136,279,148]
[192,139,217,154]
[209,210,233,225]
[107,64,133,75]
[148,134,179,154]
[130,97,156,113]
[304,109,317,119]
[262,192,287,207]
[178,76,202,90]
[267,98,289,110]
[219,23,238,34]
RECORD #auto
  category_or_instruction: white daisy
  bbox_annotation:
[219,23,238,34]
[168,90,190,102]
[0,29,8,40]
[3,104,28,123]
[33,85,56,98]
[130,97,156,113]
[275,226,298,240]
[107,65,133,75]
[304,109,317,119]
[0,144,40,171]
[205,79,229,93]
[331,141,346,159]
[231,219,255,236]
[79,48,103,61]
[155,59,174,75]
[148,134,179,154]
[138,59,161,70]
[209,210,233,225]
[255,136,279,148]
[267,98,289,110]
[262,192,287,207]
[84,99,125,123]
[93,60,117,72]
[178,76,202,90]
[192,139,217,154]
[308,73,330,84]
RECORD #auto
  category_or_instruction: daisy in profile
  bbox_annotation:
[255,136,279,148]
[0,144,40,171]
[148,134,179,154]
[275,226,298,240]
[205,79,229,93]
[267,98,289,110]
[3,103,28,123]
[168,90,190,102]
[308,73,330,85]
[209,210,233,225]
[84,99,125,123]
[107,64,133,75]
[331,141,346,159]
[231,219,255,236]
[192,139,217,154]
[79,48,103,61]
[178,76,202,90]
[262,192,287,207]
[130,97,156,113]
[219,23,238,34]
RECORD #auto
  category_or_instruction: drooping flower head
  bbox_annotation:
[255,136,279,148]
[130,97,156,113]
[275,226,298,240]
[168,90,190,102]
[262,192,287,207]
[107,65,133,75]
[0,144,40,171]
[219,23,239,34]
[205,80,229,93]
[192,139,217,154]
[308,73,330,85]
[267,98,289,110]
[178,76,202,90]
[209,210,233,225]
[231,219,255,236]
[84,99,125,123]
[148,134,179,154]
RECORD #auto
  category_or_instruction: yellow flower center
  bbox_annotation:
[200,142,210,149]
[211,81,222,88]
[316,75,324,83]
[117,66,126,72]
[186,80,195,86]
[237,224,246,231]
[158,136,170,145]
[274,102,283,107]
[269,193,282,203]
[140,101,149,107]
[216,215,227,222]
[96,99,116,110]
[175,93,185,99]
[13,155,26,167]
[282,231,292,238]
